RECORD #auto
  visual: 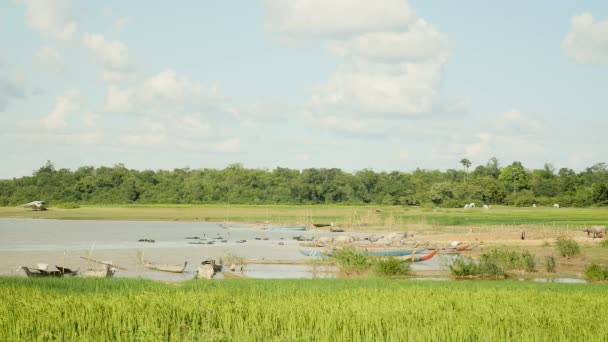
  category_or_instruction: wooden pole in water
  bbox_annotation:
[79,257,128,270]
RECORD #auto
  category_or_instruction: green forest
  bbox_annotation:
[2,158,608,207]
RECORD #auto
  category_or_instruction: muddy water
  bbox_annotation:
[0,219,351,280]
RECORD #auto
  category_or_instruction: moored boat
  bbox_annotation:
[299,249,334,257]
[20,266,63,278]
[55,266,79,276]
[361,248,426,257]
[265,227,307,232]
[396,250,438,262]
[81,264,114,278]
[143,260,187,273]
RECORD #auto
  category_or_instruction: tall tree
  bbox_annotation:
[460,158,472,185]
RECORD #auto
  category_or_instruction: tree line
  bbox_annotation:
[1,158,608,207]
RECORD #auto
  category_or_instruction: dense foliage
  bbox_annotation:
[2,277,608,341]
[2,158,608,207]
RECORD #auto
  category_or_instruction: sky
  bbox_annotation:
[1,0,608,179]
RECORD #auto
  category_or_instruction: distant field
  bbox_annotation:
[1,205,608,231]
[1,277,607,341]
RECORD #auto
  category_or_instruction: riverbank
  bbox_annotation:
[2,277,607,341]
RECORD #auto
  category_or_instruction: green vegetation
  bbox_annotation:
[3,205,608,233]
[449,249,538,278]
[555,237,581,258]
[373,257,411,276]
[2,277,608,341]
[544,255,557,273]
[332,248,370,275]
[448,256,508,278]
[584,264,608,282]
[601,239,608,248]
[3,159,608,208]
[55,202,80,209]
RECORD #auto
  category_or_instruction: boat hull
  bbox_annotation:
[143,261,187,273]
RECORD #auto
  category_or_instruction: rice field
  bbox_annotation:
[2,205,608,231]
[1,277,607,341]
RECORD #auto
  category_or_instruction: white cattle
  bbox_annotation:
[532,204,537,208]
[483,205,489,209]
[554,203,560,208]
[469,203,475,208]
[23,201,47,211]
[464,204,470,209]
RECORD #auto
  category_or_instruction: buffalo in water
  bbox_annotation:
[583,226,606,238]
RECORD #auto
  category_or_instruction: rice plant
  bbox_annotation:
[2,277,608,341]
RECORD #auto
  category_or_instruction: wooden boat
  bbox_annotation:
[143,260,187,273]
[81,264,114,278]
[265,227,306,232]
[312,223,332,228]
[55,266,79,276]
[299,249,334,257]
[396,250,438,262]
[361,248,426,257]
[20,266,63,278]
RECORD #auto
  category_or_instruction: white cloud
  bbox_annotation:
[82,33,130,71]
[18,0,78,40]
[36,46,63,74]
[263,0,414,38]
[143,70,204,100]
[311,59,443,116]
[563,13,608,64]
[112,17,131,33]
[104,86,133,112]
[103,70,224,115]
[177,115,210,137]
[122,121,167,146]
[329,19,449,61]
[495,109,541,136]
[40,89,81,130]
[262,0,450,137]
[83,111,98,128]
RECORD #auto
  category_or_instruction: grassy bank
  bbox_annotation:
[2,205,608,231]
[1,277,607,341]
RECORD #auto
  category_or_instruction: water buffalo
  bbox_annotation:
[583,225,606,238]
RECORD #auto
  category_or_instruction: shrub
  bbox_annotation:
[521,251,536,272]
[332,248,370,275]
[544,256,556,273]
[56,202,80,209]
[584,264,608,281]
[480,249,536,272]
[448,256,507,278]
[373,257,411,277]
[600,239,608,248]
[555,238,581,258]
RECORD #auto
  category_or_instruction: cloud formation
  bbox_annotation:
[262,0,449,136]
[563,13,608,64]
[18,0,78,40]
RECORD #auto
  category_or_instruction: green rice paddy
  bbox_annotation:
[1,205,608,231]
[1,277,607,341]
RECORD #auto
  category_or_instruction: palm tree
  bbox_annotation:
[460,158,472,185]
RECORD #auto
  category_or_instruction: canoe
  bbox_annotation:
[143,260,187,273]
[265,227,306,232]
[21,266,63,278]
[55,266,79,276]
[299,249,334,257]
[362,248,426,257]
[396,250,438,262]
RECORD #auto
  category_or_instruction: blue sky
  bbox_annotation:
[1,0,607,179]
